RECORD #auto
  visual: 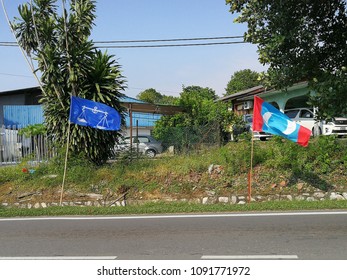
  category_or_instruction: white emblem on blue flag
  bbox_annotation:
[69,96,121,131]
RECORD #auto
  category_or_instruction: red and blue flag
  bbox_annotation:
[253,96,311,147]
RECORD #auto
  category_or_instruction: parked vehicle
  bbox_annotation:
[115,135,163,158]
[284,108,347,137]
[317,117,347,137]
[230,114,272,141]
[243,114,272,141]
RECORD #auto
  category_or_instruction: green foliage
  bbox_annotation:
[153,85,239,149]
[226,0,347,117]
[225,69,260,95]
[18,124,47,137]
[12,0,126,165]
[136,88,163,104]
[136,88,179,105]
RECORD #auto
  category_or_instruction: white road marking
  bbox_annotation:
[0,211,346,222]
[0,256,117,260]
[202,255,299,260]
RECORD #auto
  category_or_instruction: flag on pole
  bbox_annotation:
[253,96,311,147]
[69,96,121,131]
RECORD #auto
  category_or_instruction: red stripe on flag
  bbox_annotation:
[252,96,264,132]
[297,125,311,147]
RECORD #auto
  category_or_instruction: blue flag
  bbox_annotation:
[69,96,121,131]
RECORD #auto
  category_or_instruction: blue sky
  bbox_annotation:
[0,0,267,98]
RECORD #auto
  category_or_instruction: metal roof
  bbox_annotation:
[0,86,183,115]
[217,86,265,102]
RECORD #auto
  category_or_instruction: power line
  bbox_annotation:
[96,35,244,44]
[96,41,247,48]
[0,72,34,78]
[0,36,246,48]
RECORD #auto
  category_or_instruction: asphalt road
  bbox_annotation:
[0,211,346,260]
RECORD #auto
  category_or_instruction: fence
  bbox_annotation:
[155,121,224,155]
[0,125,55,165]
[0,122,224,164]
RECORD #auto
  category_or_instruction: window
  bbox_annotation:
[137,136,150,143]
[285,110,299,119]
[299,110,313,119]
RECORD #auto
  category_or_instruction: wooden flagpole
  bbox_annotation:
[248,134,254,203]
[59,0,75,206]
[59,121,71,206]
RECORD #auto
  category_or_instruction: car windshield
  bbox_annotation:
[285,110,299,118]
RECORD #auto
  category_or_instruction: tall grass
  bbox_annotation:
[0,136,346,196]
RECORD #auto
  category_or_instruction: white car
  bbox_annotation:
[318,117,347,137]
[284,108,316,134]
[284,108,347,137]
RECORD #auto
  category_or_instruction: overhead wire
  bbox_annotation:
[1,35,247,48]
[95,35,244,43]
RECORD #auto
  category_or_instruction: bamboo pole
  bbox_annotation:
[59,121,71,206]
[248,135,254,203]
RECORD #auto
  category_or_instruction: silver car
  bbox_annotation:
[115,135,163,158]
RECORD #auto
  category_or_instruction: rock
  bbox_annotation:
[218,197,229,203]
[329,192,345,200]
[41,202,47,208]
[286,195,293,201]
[17,192,40,199]
[295,195,305,201]
[279,181,287,187]
[206,191,215,196]
[85,201,92,206]
[202,197,209,204]
[306,197,315,202]
[342,192,347,200]
[208,164,214,174]
[230,195,238,204]
[297,183,304,190]
[34,203,40,209]
[208,164,224,175]
[42,174,58,178]
[238,201,246,205]
[313,192,325,199]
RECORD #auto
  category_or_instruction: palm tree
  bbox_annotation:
[12,0,126,165]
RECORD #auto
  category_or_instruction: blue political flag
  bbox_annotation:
[69,96,121,131]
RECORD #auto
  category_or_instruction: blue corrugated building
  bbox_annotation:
[0,87,182,135]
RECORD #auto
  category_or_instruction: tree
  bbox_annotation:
[136,88,163,104]
[226,0,347,119]
[178,85,217,125]
[12,0,126,164]
[153,85,236,150]
[137,88,179,105]
[225,69,260,95]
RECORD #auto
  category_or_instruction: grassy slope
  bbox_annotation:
[0,136,346,207]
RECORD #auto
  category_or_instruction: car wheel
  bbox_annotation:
[145,149,156,158]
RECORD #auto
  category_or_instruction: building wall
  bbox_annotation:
[260,83,312,111]
[0,94,26,124]
[3,105,44,127]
